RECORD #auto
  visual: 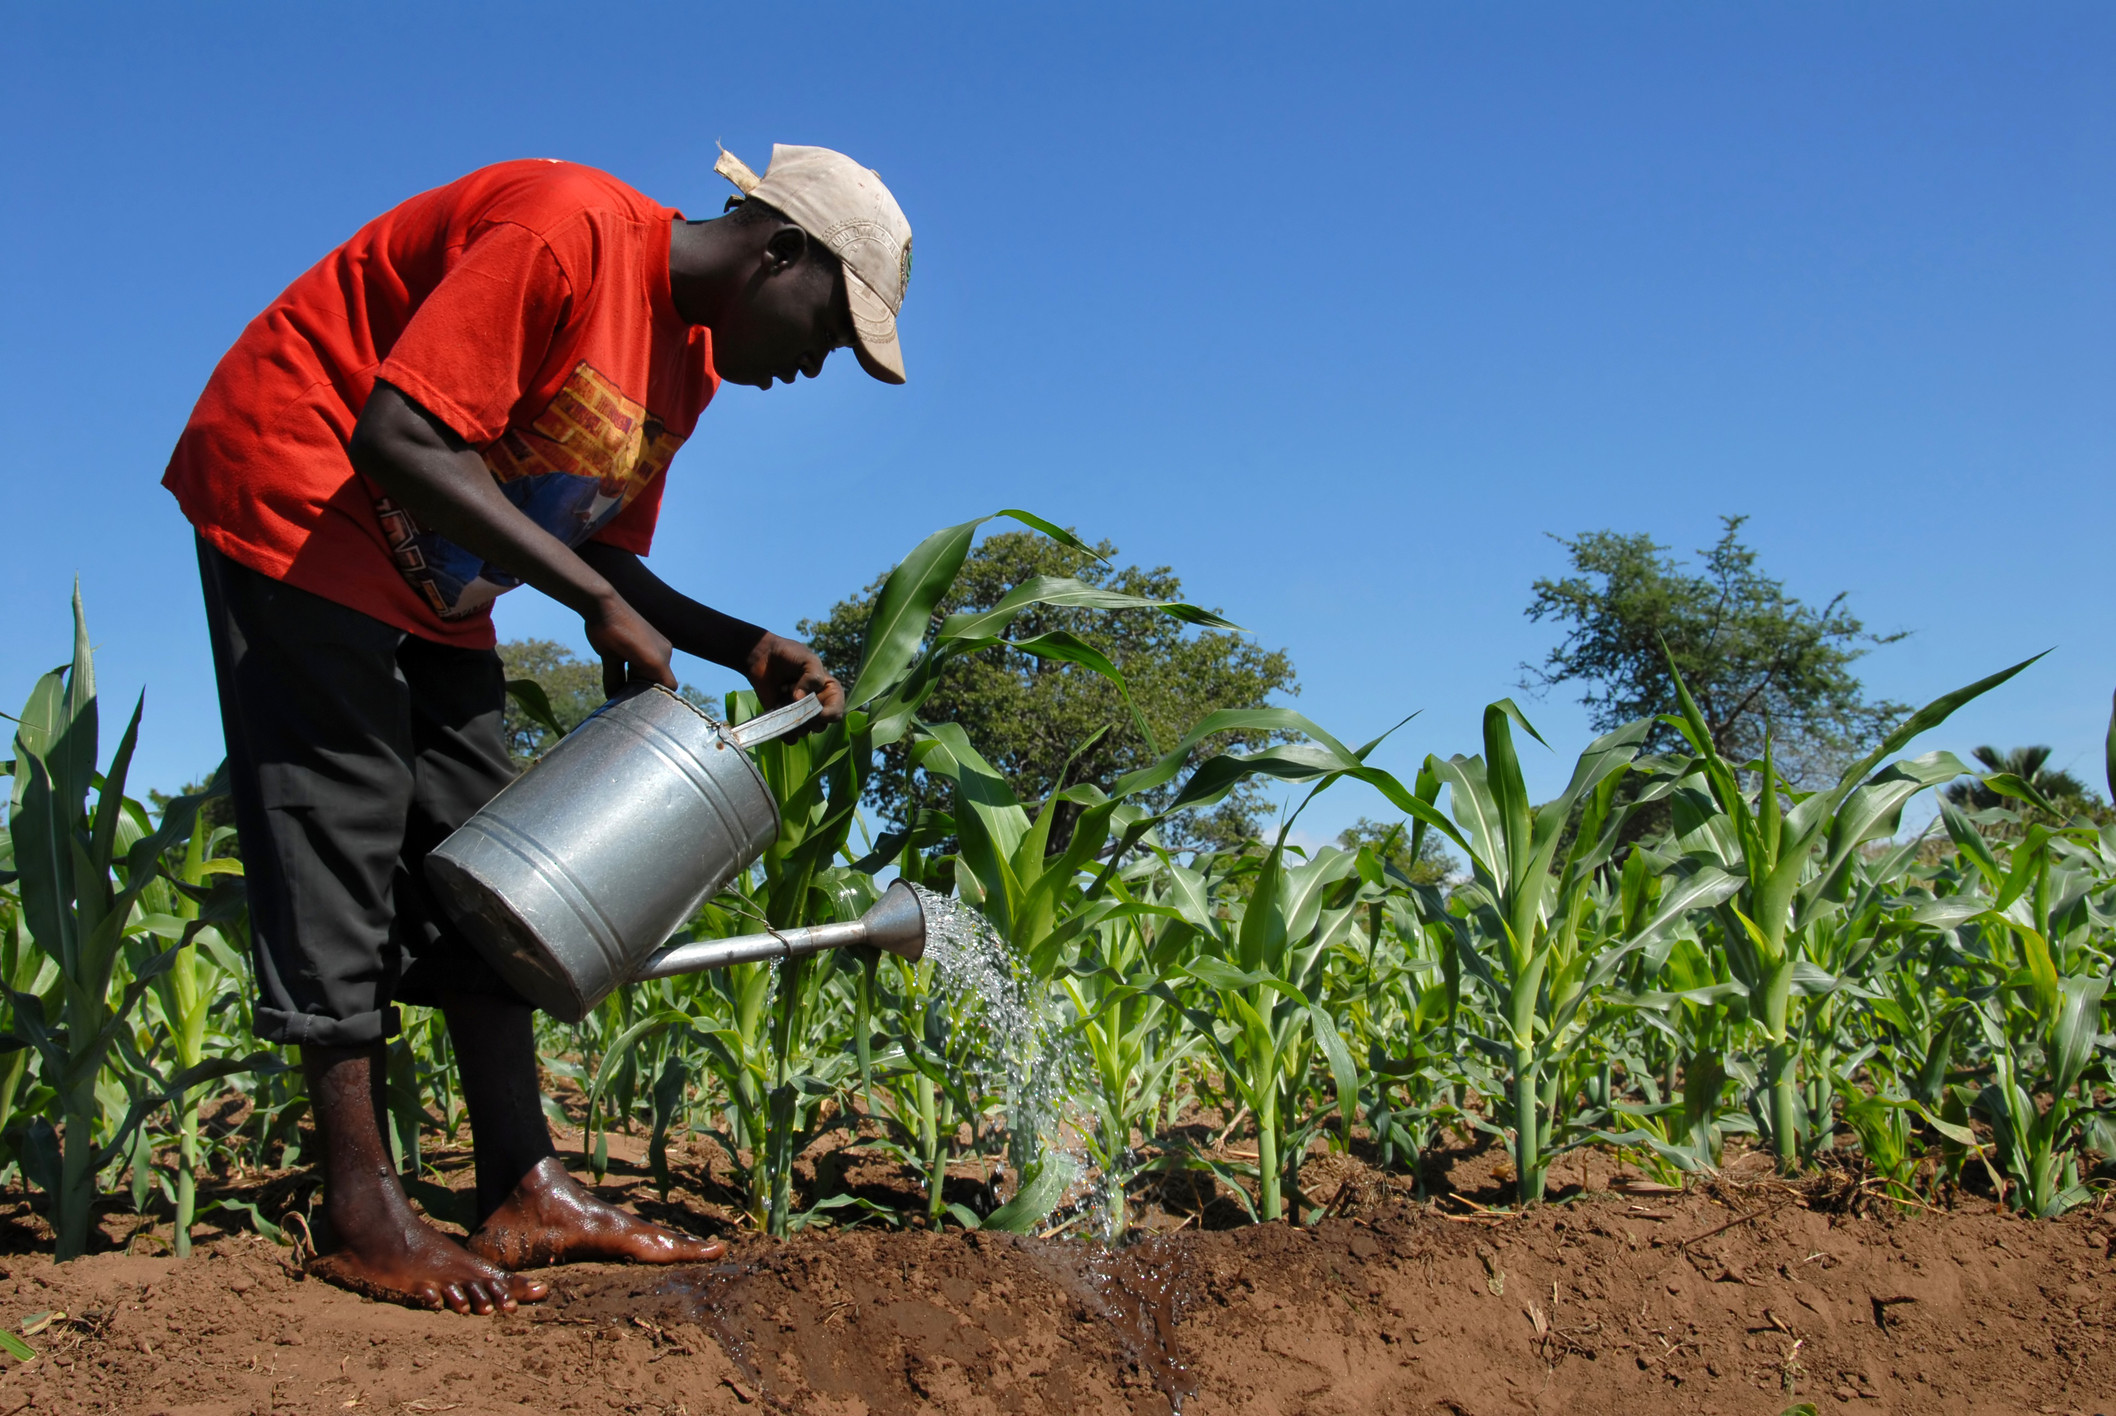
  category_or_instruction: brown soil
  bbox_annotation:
[0,1149,2110,1416]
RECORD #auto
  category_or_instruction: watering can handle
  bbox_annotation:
[725,693,823,750]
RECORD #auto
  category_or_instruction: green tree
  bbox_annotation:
[800,531,1299,852]
[147,777,237,846]
[497,639,608,767]
[1336,816,1455,884]
[1522,515,1907,786]
[496,639,711,769]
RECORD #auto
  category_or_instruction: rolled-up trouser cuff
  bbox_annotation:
[255,1005,403,1049]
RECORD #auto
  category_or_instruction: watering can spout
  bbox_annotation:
[853,879,928,961]
[630,880,927,982]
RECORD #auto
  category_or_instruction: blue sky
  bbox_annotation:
[4,3,2111,844]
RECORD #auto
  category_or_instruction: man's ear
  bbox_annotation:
[762,225,809,273]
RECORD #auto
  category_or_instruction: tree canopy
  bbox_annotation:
[497,639,608,768]
[495,639,714,770]
[1336,816,1455,884]
[799,531,1299,851]
[1522,515,1907,785]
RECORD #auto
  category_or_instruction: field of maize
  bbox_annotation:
[2,513,2114,1409]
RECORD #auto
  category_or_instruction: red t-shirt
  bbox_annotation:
[164,160,720,647]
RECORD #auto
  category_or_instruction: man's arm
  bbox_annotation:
[576,543,846,725]
[348,382,675,695]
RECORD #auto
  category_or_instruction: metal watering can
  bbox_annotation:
[425,684,925,1022]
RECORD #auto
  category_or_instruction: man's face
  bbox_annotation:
[710,226,857,390]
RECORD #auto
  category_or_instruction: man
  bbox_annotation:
[163,144,912,1314]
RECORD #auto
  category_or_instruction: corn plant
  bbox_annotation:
[135,808,250,1253]
[0,897,59,1188]
[6,590,257,1258]
[740,708,870,1235]
[688,958,777,1216]
[1662,654,2036,1171]
[1055,871,1206,1236]
[1769,829,1934,1161]
[733,509,1229,1235]
[859,952,1001,1228]
[864,722,1117,1224]
[1356,889,1479,1186]
[1839,1083,1922,1202]
[569,886,792,1227]
[1412,704,1653,1202]
[1936,812,2116,1215]
[1147,843,1364,1221]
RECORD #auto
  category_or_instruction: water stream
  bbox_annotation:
[908,885,1104,1224]
[906,887,1193,1408]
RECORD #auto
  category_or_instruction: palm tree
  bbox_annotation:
[1944,745,2099,815]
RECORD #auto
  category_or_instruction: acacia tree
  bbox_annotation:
[800,531,1299,851]
[1522,515,1906,786]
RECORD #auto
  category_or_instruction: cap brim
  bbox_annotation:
[844,268,907,384]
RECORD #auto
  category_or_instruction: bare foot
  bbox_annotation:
[298,1041,549,1316]
[308,1215,550,1315]
[466,1156,727,1269]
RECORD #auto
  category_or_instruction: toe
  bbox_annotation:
[664,1226,725,1259]
[441,1281,473,1315]
[639,1224,724,1262]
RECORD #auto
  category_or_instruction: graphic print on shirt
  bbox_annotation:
[378,362,685,618]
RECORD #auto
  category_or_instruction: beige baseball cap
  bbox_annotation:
[715,143,913,384]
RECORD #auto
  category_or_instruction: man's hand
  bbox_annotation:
[743,633,846,729]
[584,595,678,697]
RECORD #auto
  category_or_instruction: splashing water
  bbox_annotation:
[918,891,1199,1409]
[908,885,1127,1240]
[837,887,1193,1404]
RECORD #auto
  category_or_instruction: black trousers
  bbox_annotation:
[197,536,525,1046]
